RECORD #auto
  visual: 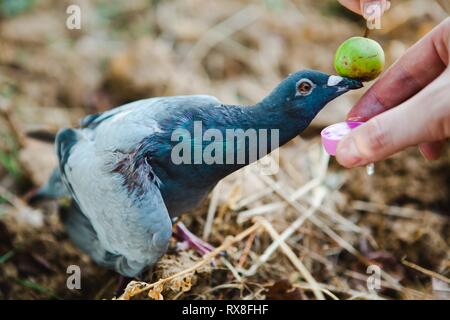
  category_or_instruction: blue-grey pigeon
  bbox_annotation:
[33,70,361,277]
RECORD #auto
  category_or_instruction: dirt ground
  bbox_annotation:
[0,0,449,300]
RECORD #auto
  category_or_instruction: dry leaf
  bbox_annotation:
[19,139,57,186]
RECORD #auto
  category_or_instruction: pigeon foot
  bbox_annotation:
[174,222,215,256]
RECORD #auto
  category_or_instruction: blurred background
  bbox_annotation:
[0,0,449,299]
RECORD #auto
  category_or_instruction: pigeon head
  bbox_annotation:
[259,69,362,123]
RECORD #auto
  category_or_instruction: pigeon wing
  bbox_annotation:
[55,127,172,277]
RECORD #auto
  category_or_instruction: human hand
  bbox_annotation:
[336,18,450,168]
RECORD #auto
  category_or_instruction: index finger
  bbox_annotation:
[347,18,450,121]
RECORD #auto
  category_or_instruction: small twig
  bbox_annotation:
[237,201,285,223]
[295,284,340,300]
[221,257,242,282]
[295,244,333,270]
[232,188,273,211]
[351,200,426,219]
[363,26,370,38]
[200,283,243,296]
[294,282,383,300]
[319,203,368,234]
[237,231,257,268]
[402,258,450,285]
[203,181,222,241]
[288,177,321,201]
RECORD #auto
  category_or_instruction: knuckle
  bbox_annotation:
[435,111,450,139]
[438,17,450,42]
[428,84,450,140]
[358,118,390,160]
[441,17,450,31]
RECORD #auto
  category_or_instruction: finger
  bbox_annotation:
[347,18,450,122]
[337,69,450,167]
[419,140,446,160]
[338,0,363,15]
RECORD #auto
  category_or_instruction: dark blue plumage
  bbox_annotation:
[36,70,361,276]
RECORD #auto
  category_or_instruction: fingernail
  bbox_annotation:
[347,116,364,122]
[337,137,363,167]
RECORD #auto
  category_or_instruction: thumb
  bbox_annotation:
[336,70,450,167]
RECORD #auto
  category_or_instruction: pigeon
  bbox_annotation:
[33,70,361,277]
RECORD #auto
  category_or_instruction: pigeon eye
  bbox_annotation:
[296,79,314,96]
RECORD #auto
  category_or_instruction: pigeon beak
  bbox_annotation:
[340,77,363,90]
[327,75,363,92]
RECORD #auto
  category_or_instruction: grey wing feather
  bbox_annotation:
[80,95,221,129]
[54,128,81,204]
[29,128,80,203]
[28,168,70,203]
[49,95,221,276]
[60,202,115,268]
[79,98,159,129]
[55,128,79,171]
[61,202,141,277]
[55,108,174,277]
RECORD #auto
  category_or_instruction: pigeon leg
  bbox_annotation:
[174,222,215,256]
[25,187,48,204]
[114,275,132,297]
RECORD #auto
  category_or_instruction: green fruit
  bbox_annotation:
[334,36,385,81]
